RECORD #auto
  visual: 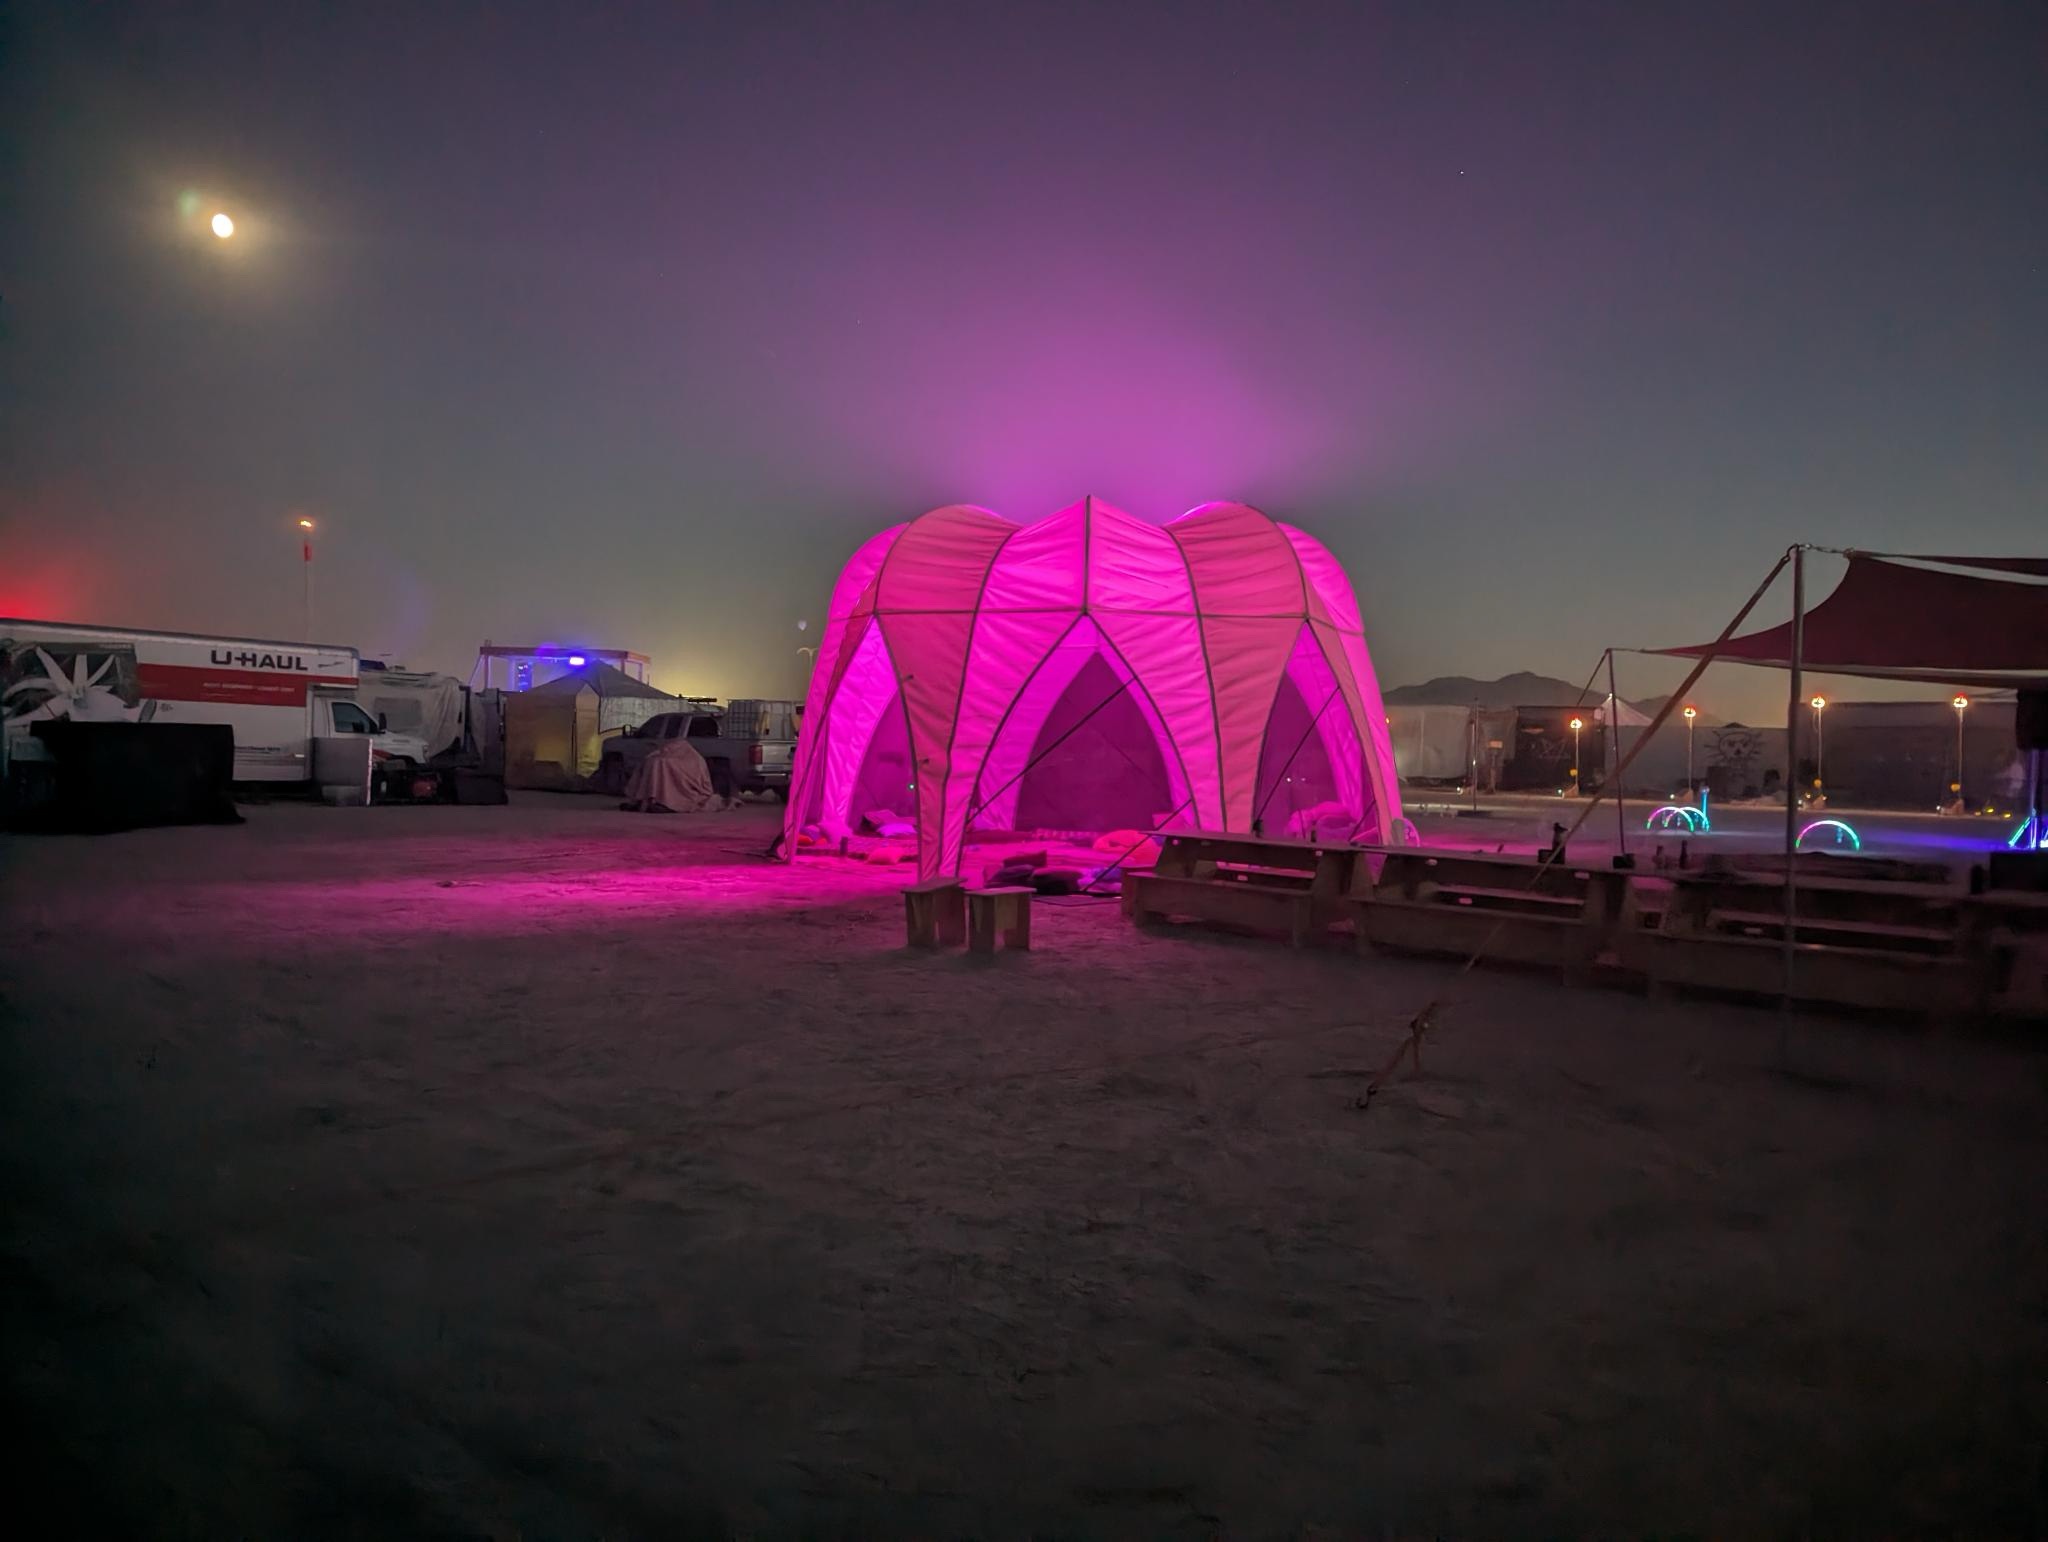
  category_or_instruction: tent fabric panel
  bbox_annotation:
[1083,631,1198,829]
[977,502,1086,612]
[932,608,1076,877]
[874,611,980,876]
[1319,621,1403,841]
[874,504,1015,612]
[967,621,1097,833]
[1084,500,1193,613]
[1657,556,2048,679]
[1170,502,1309,617]
[1851,552,2048,577]
[815,618,902,837]
[827,524,905,620]
[1277,623,1365,821]
[1281,524,1365,634]
[1096,608,1224,827]
[970,618,1196,836]
[789,605,881,834]
[1199,614,1311,828]
[783,526,902,850]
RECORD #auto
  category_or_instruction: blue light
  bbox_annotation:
[567,654,587,667]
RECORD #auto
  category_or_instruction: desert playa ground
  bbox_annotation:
[4,796,2045,1537]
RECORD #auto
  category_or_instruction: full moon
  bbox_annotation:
[210,212,235,238]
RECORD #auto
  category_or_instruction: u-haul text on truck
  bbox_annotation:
[1,619,428,787]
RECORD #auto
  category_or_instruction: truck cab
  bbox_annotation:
[311,691,430,798]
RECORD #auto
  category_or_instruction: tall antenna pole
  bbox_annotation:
[297,517,317,640]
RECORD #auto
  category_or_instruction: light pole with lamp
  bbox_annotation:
[1809,695,1826,802]
[1951,694,1970,809]
[1569,715,1584,794]
[1683,704,1698,801]
[296,517,316,639]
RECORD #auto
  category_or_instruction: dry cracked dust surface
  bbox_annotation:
[3,795,2046,1539]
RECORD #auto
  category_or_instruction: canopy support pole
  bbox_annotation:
[1782,545,1805,1012]
[2021,748,2043,851]
[1605,648,1628,861]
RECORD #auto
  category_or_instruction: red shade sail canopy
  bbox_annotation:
[1656,555,2048,686]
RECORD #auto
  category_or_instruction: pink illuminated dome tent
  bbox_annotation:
[782,498,1407,881]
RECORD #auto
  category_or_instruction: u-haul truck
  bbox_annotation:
[1,619,428,791]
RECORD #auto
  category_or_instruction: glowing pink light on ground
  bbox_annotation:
[783,498,1406,880]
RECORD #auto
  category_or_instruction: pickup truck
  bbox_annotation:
[596,708,795,800]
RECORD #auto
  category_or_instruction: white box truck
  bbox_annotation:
[1,618,429,799]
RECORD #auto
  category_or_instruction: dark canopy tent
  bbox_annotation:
[1562,546,2048,999]
[1655,552,2048,688]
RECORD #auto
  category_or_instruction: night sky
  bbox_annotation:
[3,1,2043,716]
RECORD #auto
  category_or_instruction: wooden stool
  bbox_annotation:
[904,879,966,947]
[967,886,1033,954]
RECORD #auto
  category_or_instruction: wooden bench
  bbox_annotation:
[1617,927,1988,1015]
[966,886,1032,954]
[903,878,965,948]
[1661,874,1959,936]
[1127,870,1317,947]
[1362,847,1617,904]
[1958,890,2048,1019]
[1433,884,1584,915]
[1707,908,1954,954]
[1354,896,1601,971]
[1122,831,1359,947]
[1345,847,1634,974]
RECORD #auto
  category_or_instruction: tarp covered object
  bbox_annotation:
[783,498,1406,880]
[354,670,465,759]
[624,738,721,812]
[1657,555,2048,686]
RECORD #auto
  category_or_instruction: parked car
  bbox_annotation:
[596,707,795,799]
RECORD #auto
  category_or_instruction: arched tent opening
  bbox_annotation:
[784,498,1406,880]
[1011,652,1177,835]
[964,614,1196,840]
[1256,662,1340,832]
[850,694,914,827]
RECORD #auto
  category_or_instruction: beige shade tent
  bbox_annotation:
[504,664,677,787]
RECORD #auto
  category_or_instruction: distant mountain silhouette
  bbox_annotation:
[1633,692,1728,727]
[1385,670,1704,721]
[1384,671,1594,708]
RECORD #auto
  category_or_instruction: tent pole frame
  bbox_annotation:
[1605,647,1628,861]
[1782,544,1806,1011]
